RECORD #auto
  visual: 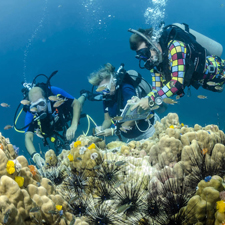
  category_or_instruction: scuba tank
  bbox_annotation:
[173,23,223,57]
[126,70,152,97]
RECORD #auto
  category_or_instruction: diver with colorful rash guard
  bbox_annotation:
[85,63,160,141]
[128,24,225,110]
[25,86,86,168]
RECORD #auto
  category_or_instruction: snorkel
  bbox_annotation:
[128,28,163,70]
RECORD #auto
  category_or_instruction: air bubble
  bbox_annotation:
[23,0,48,83]
[144,0,168,42]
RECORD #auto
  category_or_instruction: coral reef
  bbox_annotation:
[1,113,225,224]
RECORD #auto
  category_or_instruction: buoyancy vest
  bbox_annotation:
[115,70,152,115]
[158,24,206,88]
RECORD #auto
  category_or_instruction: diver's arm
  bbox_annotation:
[25,132,36,156]
[66,99,81,140]
[25,132,45,168]
[77,95,86,105]
[132,41,187,112]
[150,70,163,91]
[102,113,112,130]
[71,99,81,128]
[147,40,186,100]
[95,113,113,137]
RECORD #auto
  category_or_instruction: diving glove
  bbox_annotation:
[32,153,45,169]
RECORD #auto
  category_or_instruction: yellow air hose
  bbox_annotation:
[83,114,98,136]
[14,108,25,133]
[15,108,98,137]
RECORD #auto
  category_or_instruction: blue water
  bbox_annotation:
[0,0,225,159]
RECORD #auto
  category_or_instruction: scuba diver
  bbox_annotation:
[128,23,225,111]
[81,63,160,141]
[15,71,86,168]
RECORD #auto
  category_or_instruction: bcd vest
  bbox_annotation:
[159,24,206,88]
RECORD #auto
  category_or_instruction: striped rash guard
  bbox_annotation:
[148,40,186,100]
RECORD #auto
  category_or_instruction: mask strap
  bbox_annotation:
[128,28,162,64]
[106,74,114,90]
[47,100,52,114]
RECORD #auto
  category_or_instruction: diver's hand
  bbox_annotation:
[80,89,89,99]
[80,89,89,96]
[131,97,150,111]
[80,89,94,101]
[95,126,102,134]
[120,126,132,133]
[32,153,45,169]
[66,125,77,141]
[96,128,114,137]
[127,96,140,103]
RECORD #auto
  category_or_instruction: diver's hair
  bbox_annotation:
[129,28,153,51]
[28,87,45,100]
[88,63,115,86]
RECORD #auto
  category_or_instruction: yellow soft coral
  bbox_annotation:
[216,200,225,213]
[68,154,74,162]
[6,160,15,174]
[15,176,24,187]
[74,140,81,148]
[56,205,62,211]
[88,143,96,150]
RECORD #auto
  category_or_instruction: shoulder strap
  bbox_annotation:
[116,87,123,116]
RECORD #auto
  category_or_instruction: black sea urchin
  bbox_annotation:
[113,178,148,218]
[86,197,125,225]
[154,155,194,216]
[140,193,165,223]
[63,169,88,195]
[39,166,65,185]
[156,201,198,225]
[67,195,88,217]
[184,148,219,191]
[94,160,124,186]
[128,214,152,225]
[94,181,115,205]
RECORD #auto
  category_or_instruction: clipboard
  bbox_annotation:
[119,102,150,123]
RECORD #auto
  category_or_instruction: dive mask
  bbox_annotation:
[30,98,47,113]
[96,74,116,94]
[136,48,156,70]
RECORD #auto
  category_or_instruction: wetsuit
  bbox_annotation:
[25,86,74,138]
[147,40,225,100]
[103,83,159,140]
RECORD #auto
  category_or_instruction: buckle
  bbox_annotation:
[208,65,215,74]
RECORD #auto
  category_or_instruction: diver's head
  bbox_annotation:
[28,87,48,113]
[129,28,162,70]
[88,63,117,96]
